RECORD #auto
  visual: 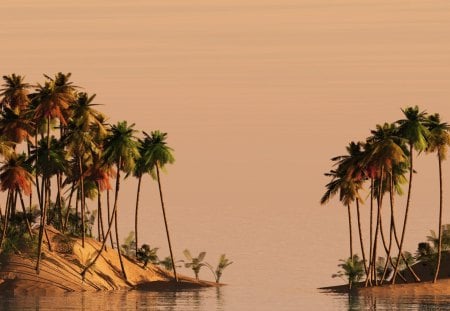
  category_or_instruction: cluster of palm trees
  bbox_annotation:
[321,106,450,288]
[0,73,179,282]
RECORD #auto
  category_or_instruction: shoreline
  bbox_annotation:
[0,227,218,296]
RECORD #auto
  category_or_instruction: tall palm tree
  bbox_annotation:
[32,73,76,274]
[365,123,410,284]
[328,142,368,277]
[131,132,155,256]
[63,121,98,246]
[425,113,450,283]
[391,106,429,284]
[81,121,139,281]
[0,74,31,112]
[143,130,177,282]
[321,145,365,288]
[30,137,67,273]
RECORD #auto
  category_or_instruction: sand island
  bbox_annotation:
[0,73,227,295]
[320,106,450,295]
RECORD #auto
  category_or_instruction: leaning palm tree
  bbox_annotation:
[425,113,450,282]
[143,131,177,282]
[391,106,429,284]
[81,121,139,281]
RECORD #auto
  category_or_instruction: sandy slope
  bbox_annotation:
[0,227,215,295]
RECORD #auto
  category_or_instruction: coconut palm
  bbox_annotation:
[63,121,99,246]
[81,121,139,281]
[425,113,450,282]
[32,73,76,274]
[0,74,31,112]
[364,123,411,284]
[391,106,429,284]
[321,142,367,283]
[131,133,156,256]
[143,130,177,282]
[0,153,34,248]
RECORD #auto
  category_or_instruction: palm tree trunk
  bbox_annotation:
[18,191,33,237]
[0,191,12,249]
[356,199,369,282]
[79,157,85,248]
[392,144,417,284]
[107,189,114,249]
[81,161,127,280]
[135,175,142,256]
[114,161,127,280]
[347,204,353,260]
[371,169,384,285]
[368,178,374,284]
[434,151,444,283]
[156,164,178,282]
[381,173,395,284]
[36,177,49,274]
[96,182,105,242]
[56,172,63,229]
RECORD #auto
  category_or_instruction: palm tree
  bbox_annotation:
[364,123,410,284]
[32,73,75,274]
[0,153,34,248]
[63,121,99,246]
[321,142,367,283]
[143,131,177,282]
[425,113,450,282]
[0,74,31,112]
[391,106,429,284]
[131,132,155,256]
[81,121,139,281]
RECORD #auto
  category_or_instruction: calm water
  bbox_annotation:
[4,289,450,310]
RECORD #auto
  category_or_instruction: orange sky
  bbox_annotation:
[2,0,450,287]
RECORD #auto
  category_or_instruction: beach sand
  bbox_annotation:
[0,226,216,295]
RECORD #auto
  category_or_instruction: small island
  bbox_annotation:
[320,106,450,295]
[0,73,229,295]
[0,226,216,295]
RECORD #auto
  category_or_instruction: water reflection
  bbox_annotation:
[0,287,225,310]
[326,292,450,310]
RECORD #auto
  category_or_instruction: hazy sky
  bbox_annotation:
[2,0,450,289]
